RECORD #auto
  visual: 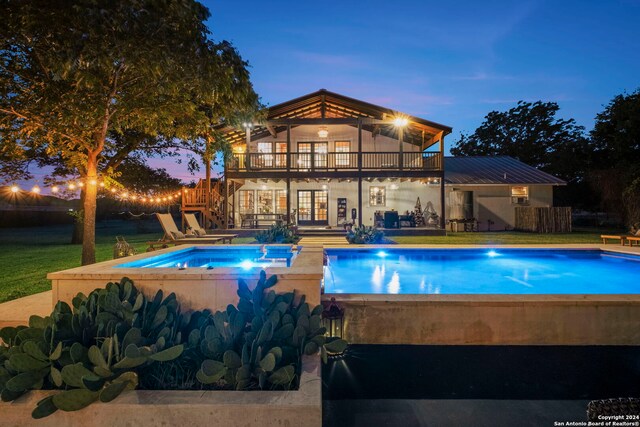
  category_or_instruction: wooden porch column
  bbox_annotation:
[223,178,229,230]
[231,181,235,229]
[286,124,291,171]
[357,119,362,170]
[358,177,363,226]
[286,178,291,224]
[439,135,446,229]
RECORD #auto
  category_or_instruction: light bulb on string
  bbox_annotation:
[10,185,20,193]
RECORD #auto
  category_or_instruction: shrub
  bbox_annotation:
[346,225,385,244]
[255,223,299,244]
[0,274,346,418]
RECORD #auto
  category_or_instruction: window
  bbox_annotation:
[276,190,288,214]
[335,141,351,167]
[238,190,254,214]
[511,186,529,204]
[369,186,386,207]
[275,142,287,167]
[257,142,273,168]
[257,190,274,214]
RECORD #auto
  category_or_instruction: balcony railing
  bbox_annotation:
[227,151,441,173]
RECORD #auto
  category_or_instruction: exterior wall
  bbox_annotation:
[246,124,421,154]
[234,179,442,227]
[446,184,555,231]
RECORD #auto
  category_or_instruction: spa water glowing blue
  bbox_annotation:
[323,249,640,294]
[117,246,298,269]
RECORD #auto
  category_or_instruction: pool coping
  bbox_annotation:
[48,244,324,281]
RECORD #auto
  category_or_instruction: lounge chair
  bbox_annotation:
[183,213,237,243]
[147,213,227,251]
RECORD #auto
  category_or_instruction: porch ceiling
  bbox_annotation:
[217,89,452,149]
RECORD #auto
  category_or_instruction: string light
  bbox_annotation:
[6,177,182,205]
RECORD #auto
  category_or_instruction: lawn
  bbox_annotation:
[0,220,255,304]
[391,229,606,245]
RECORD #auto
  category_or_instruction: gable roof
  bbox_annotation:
[444,156,566,185]
[219,89,452,149]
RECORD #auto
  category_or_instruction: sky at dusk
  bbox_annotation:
[15,0,640,187]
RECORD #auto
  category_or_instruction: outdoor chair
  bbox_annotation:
[183,213,237,243]
[601,229,640,246]
[146,213,228,251]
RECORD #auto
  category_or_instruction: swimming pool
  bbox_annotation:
[324,248,640,294]
[117,245,299,269]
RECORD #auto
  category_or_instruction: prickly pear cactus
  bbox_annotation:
[196,270,347,390]
[0,278,185,419]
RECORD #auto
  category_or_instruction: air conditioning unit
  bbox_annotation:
[512,197,528,205]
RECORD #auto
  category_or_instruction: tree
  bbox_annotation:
[0,1,259,264]
[589,90,640,226]
[450,101,594,208]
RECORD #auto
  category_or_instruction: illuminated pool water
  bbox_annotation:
[117,245,298,269]
[323,248,640,294]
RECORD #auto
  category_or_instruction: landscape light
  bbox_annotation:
[10,185,19,193]
[31,185,41,194]
[110,188,117,193]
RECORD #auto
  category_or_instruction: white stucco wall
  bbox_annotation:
[233,179,442,227]
[446,185,555,231]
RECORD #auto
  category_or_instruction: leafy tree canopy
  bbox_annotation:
[450,101,590,184]
[0,0,260,264]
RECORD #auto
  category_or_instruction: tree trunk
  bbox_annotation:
[205,154,211,229]
[81,155,98,265]
[71,188,86,244]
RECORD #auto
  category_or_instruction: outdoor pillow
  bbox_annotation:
[194,229,206,237]
[171,231,186,240]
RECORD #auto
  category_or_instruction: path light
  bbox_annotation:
[322,297,344,340]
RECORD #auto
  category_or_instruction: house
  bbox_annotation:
[181,89,565,233]
[444,156,566,231]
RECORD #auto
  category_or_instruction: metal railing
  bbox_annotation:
[227,151,441,172]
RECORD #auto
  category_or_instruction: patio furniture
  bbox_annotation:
[627,236,640,247]
[147,213,225,251]
[183,213,237,243]
[601,234,626,245]
[240,213,284,228]
[587,398,640,420]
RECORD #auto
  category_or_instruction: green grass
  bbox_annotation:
[0,221,255,304]
[391,229,606,245]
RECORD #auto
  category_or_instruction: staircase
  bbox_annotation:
[182,178,243,229]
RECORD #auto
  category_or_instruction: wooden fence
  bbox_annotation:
[514,207,572,233]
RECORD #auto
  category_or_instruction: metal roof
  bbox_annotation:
[444,156,566,185]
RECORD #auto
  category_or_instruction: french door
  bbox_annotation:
[297,142,328,170]
[297,190,328,225]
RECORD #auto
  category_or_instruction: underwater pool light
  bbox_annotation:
[376,251,388,258]
[240,260,255,270]
[487,250,499,258]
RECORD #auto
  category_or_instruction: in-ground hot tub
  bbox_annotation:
[322,245,640,345]
[49,244,323,312]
